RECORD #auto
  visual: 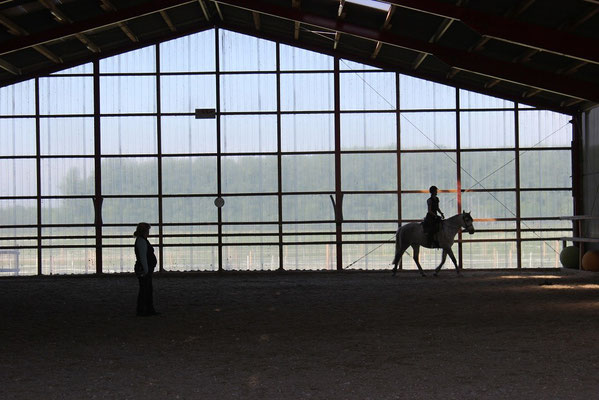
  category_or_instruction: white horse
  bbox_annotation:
[392,212,475,277]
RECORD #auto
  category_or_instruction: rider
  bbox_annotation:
[424,185,444,247]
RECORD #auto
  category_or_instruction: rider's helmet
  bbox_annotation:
[429,185,438,194]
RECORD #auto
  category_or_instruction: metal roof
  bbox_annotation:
[1,0,599,115]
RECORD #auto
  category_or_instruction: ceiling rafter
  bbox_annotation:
[198,0,210,21]
[0,57,20,75]
[160,10,176,32]
[214,0,599,103]
[387,0,599,65]
[371,4,394,59]
[39,0,101,52]
[292,0,300,40]
[252,11,260,30]
[0,11,62,64]
[100,0,139,42]
[212,1,224,20]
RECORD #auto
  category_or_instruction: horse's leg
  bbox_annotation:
[446,247,461,275]
[392,241,409,276]
[433,250,448,276]
[412,245,426,277]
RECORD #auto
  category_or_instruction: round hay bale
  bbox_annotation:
[560,246,579,269]
[582,250,599,272]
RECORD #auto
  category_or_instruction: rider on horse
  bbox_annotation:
[423,185,444,248]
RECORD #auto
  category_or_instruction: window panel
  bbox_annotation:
[461,191,516,219]
[401,193,458,220]
[101,116,157,155]
[0,199,36,225]
[100,76,157,114]
[42,248,96,275]
[280,45,333,70]
[280,73,334,111]
[100,46,156,73]
[162,157,217,194]
[0,244,36,276]
[41,117,94,156]
[222,156,277,193]
[518,110,571,147]
[40,158,94,196]
[283,195,335,222]
[400,112,456,150]
[341,113,396,151]
[221,115,277,153]
[343,194,397,220]
[520,150,571,188]
[400,152,457,191]
[521,241,562,268]
[39,77,93,115]
[400,75,456,109]
[220,74,277,112]
[462,242,518,269]
[461,151,516,190]
[281,114,334,152]
[459,90,513,109]
[160,75,216,113]
[102,247,135,274]
[0,159,37,197]
[284,244,336,270]
[282,154,334,192]
[162,197,217,223]
[340,59,380,71]
[162,225,218,245]
[520,190,573,218]
[102,158,158,195]
[160,30,215,72]
[163,246,219,272]
[0,118,36,156]
[102,197,158,224]
[51,64,93,75]
[219,30,276,71]
[460,111,515,148]
[41,198,94,224]
[340,72,396,110]
[0,80,35,115]
[221,196,278,222]
[342,153,397,191]
[161,116,216,154]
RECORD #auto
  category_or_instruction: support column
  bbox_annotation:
[334,57,343,271]
[156,44,164,272]
[515,103,522,269]
[93,60,103,274]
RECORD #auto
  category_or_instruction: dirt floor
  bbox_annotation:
[1,268,599,400]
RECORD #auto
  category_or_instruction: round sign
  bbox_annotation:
[214,197,225,208]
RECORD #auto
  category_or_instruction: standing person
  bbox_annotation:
[423,185,445,247]
[134,222,159,316]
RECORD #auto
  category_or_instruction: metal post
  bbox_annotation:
[276,42,284,271]
[515,103,522,269]
[215,27,223,272]
[92,60,103,274]
[396,72,402,269]
[35,78,42,276]
[156,44,164,272]
[334,57,343,271]
[456,89,463,269]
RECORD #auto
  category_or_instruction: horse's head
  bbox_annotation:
[462,211,475,234]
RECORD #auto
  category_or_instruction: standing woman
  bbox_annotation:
[134,222,159,316]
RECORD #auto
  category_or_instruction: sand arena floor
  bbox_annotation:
[1,269,599,399]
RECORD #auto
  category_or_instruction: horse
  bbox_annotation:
[391,211,475,277]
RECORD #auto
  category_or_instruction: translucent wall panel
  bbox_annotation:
[0,159,36,196]
[284,244,336,270]
[101,116,157,155]
[221,196,278,222]
[41,198,94,224]
[0,247,36,276]
[461,151,516,190]
[163,197,217,223]
[518,110,571,147]
[222,156,277,193]
[160,30,215,72]
[343,194,397,220]
[400,112,456,150]
[51,64,92,75]
[520,190,573,218]
[340,72,396,110]
[221,115,277,153]
[464,220,516,241]
[101,247,135,274]
[459,90,514,109]
[283,195,335,221]
[280,73,334,111]
[219,30,276,71]
[280,45,333,70]
[162,224,218,245]
[222,245,279,271]
[282,154,334,192]
[342,153,397,191]
[460,111,515,148]
[41,158,94,196]
[100,76,157,114]
[39,77,93,115]
[341,113,396,150]
[521,241,562,268]
[222,224,278,244]
[0,118,36,156]
[400,75,456,109]
[102,158,158,195]
[220,74,277,112]
[42,248,96,275]
[461,191,516,220]
[41,117,94,155]
[340,60,380,71]
[161,116,216,154]
[102,197,158,224]
[462,241,518,269]
[160,75,216,113]
[163,246,219,272]
[0,199,36,225]
[401,192,457,220]
[400,152,457,190]
[0,80,35,115]
[520,150,571,188]
[162,157,217,194]
[342,224,396,270]
[100,46,156,73]
[281,114,334,152]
